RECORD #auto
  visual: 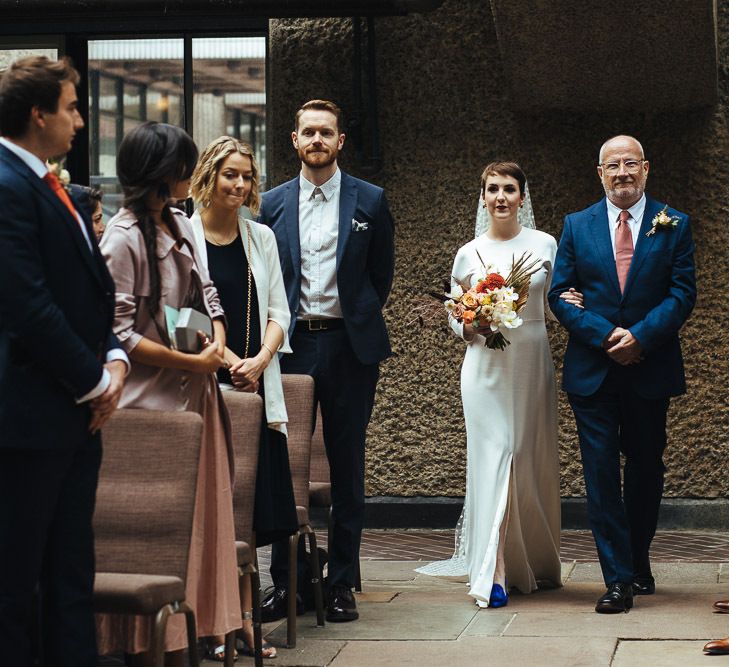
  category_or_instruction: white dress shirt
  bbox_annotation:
[298,168,343,319]
[606,194,646,259]
[0,136,128,403]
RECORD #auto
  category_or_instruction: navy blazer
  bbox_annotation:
[548,196,696,399]
[0,144,120,449]
[259,171,395,366]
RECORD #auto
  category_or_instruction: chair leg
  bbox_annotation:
[287,531,300,648]
[307,530,325,627]
[250,569,264,667]
[179,602,200,667]
[151,604,174,667]
[223,630,236,667]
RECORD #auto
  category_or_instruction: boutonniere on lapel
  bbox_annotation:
[646,206,680,237]
[351,218,369,232]
[47,160,72,193]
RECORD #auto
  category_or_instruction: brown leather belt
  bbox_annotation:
[295,318,345,332]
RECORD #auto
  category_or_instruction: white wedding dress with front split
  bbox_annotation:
[417,227,562,605]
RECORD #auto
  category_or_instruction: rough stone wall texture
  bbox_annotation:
[489,0,718,111]
[269,0,729,498]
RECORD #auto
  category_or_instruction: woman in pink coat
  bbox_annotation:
[97,122,240,666]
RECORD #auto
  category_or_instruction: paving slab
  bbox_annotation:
[460,611,515,636]
[561,560,576,580]
[354,591,398,603]
[567,561,720,584]
[330,636,618,667]
[504,609,729,640]
[363,577,465,595]
[361,560,420,581]
[613,640,714,667]
[229,638,345,667]
[500,582,728,615]
[267,601,477,642]
[650,562,719,584]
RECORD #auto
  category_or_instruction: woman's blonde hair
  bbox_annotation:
[190,136,260,215]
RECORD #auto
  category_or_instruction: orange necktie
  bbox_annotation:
[615,209,633,293]
[43,172,84,233]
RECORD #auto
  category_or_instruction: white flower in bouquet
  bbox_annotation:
[500,312,523,329]
[500,287,519,302]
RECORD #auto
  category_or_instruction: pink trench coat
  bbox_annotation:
[96,208,241,654]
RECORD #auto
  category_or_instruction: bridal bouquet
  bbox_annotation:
[442,252,541,350]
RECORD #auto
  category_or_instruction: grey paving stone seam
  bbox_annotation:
[326,641,348,667]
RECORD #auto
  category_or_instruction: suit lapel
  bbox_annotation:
[336,172,356,270]
[19,160,105,288]
[622,196,659,300]
[589,200,621,299]
[283,181,301,283]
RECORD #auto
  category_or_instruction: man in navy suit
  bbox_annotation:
[0,56,127,665]
[259,99,394,622]
[549,135,696,613]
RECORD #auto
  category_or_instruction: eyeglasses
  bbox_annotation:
[599,159,645,175]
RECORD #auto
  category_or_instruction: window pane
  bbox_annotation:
[123,82,143,120]
[192,37,267,186]
[167,93,182,126]
[98,75,118,112]
[123,118,142,135]
[0,47,57,70]
[88,39,184,207]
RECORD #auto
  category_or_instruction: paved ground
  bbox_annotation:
[103,530,729,666]
[216,560,729,666]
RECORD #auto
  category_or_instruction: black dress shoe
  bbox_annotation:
[595,583,633,614]
[260,586,304,623]
[326,585,359,623]
[632,575,656,596]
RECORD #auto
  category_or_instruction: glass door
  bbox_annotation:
[88,35,267,217]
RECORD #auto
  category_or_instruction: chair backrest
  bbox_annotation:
[309,406,330,484]
[95,409,203,580]
[281,374,315,509]
[222,390,263,544]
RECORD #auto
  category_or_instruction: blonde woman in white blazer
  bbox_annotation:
[190,137,296,661]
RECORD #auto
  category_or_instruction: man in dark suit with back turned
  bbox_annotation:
[549,135,695,614]
[259,99,394,623]
[0,56,127,666]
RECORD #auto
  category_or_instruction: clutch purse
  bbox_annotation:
[164,305,212,353]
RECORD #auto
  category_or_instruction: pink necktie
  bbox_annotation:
[615,210,633,293]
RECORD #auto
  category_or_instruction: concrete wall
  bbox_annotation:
[268,1,729,498]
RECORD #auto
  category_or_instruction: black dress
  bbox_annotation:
[206,234,298,547]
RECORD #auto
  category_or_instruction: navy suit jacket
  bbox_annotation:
[548,196,696,399]
[0,144,120,449]
[259,171,395,366]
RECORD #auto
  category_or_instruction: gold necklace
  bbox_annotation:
[202,213,239,246]
[243,220,252,359]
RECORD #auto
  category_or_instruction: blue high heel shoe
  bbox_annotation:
[489,583,509,608]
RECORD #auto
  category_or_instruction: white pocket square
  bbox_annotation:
[352,219,369,232]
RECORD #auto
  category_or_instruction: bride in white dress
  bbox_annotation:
[418,162,572,607]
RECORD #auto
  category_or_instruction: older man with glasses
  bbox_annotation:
[548,135,696,614]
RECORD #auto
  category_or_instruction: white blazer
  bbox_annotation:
[190,210,292,434]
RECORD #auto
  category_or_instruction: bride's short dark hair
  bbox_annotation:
[480,161,526,196]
